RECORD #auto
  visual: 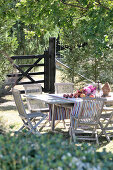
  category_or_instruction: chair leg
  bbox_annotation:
[62,120,66,128]
[39,119,50,132]
[95,133,99,145]
[54,120,66,128]
[15,125,25,133]
[27,115,48,135]
[99,122,110,142]
[69,127,72,136]
[27,128,40,135]
[72,129,76,142]
[55,120,61,127]
[69,127,73,143]
[103,130,110,142]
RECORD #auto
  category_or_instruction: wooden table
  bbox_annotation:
[25,93,113,131]
[25,94,83,131]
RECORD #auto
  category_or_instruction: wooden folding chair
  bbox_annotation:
[54,82,74,128]
[12,89,48,135]
[99,110,113,141]
[23,84,49,113]
[54,82,74,94]
[69,97,105,144]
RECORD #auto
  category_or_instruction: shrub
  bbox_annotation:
[0,132,113,169]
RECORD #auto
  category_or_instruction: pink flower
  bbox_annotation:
[90,87,95,92]
[87,84,93,89]
[92,90,96,95]
[84,87,91,94]
[94,87,96,90]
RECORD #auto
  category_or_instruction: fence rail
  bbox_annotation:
[7,37,56,93]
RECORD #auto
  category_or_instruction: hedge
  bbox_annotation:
[0,132,113,170]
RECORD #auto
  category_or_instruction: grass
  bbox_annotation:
[0,94,113,153]
[0,69,113,153]
[0,69,65,132]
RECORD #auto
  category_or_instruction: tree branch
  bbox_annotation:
[60,0,110,11]
[96,0,110,10]
[60,0,87,10]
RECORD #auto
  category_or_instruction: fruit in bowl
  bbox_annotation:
[89,94,95,98]
[63,94,68,98]
[69,93,73,98]
[63,84,96,99]
[73,93,78,98]
[80,93,86,98]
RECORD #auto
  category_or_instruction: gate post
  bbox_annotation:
[44,50,50,92]
[49,37,56,93]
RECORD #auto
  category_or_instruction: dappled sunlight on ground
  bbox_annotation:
[0,69,113,152]
[97,140,113,153]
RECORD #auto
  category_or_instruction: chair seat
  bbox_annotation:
[74,129,97,134]
[27,112,48,118]
[103,106,113,111]
[30,108,49,112]
[79,121,98,125]
[100,113,111,118]
[19,112,48,119]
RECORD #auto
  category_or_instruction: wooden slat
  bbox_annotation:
[11,55,45,59]
[17,80,44,85]
[7,72,44,77]
[74,130,96,134]
[14,64,35,83]
[105,127,113,130]
[18,64,44,67]
[14,58,42,84]
[77,137,96,141]
[44,50,50,92]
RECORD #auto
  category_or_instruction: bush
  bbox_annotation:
[0,132,113,169]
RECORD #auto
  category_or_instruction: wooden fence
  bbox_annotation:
[7,37,56,93]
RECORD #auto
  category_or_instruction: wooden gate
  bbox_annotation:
[7,37,56,93]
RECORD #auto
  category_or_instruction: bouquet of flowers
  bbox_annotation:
[63,84,96,98]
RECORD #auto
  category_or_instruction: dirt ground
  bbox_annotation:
[0,69,66,131]
[0,69,113,152]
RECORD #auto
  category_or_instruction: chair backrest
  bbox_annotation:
[12,89,27,118]
[23,83,46,111]
[23,84,42,95]
[54,82,74,94]
[72,97,105,123]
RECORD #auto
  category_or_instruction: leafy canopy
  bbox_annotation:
[0,0,113,83]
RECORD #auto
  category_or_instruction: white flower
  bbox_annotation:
[69,162,72,167]
[0,154,3,158]
[81,156,86,160]
[57,167,63,170]
[22,156,26,160]
[71,157,79,163]
[61,155,66,160]
[67,152,72,157]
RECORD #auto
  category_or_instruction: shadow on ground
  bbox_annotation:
[0,103,28,111]
[0,105,17,111]
[0,97,11,103]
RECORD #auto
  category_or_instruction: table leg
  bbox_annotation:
[51,104,55,131]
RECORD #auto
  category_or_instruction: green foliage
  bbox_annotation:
[0,0,113,84]
[0,132,113,169]
[58,1,113,83]
[0,0,18,82]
